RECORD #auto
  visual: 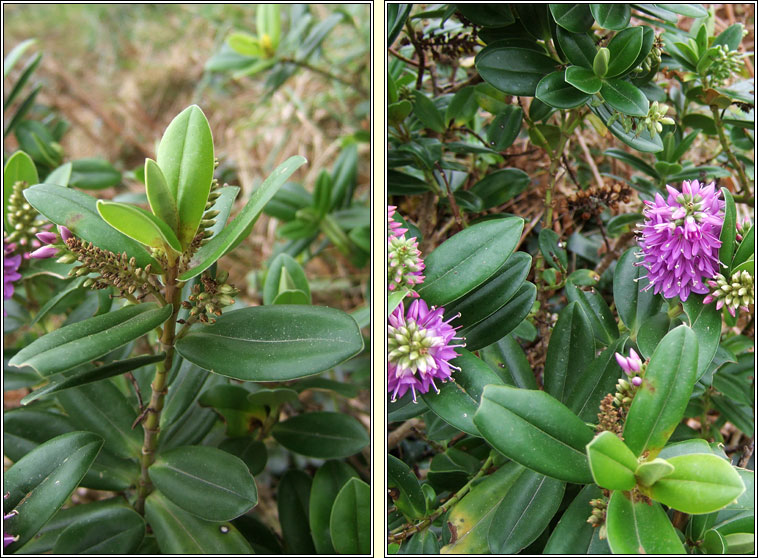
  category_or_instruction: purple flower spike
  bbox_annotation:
[59,225,73,242]
[36,231,58,245]
[388,299,465,403]
[636,180,724,302]
[388,205,408,241]
[4,241,23,312]
[29,245,59,259]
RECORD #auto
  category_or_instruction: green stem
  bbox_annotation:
[134,265,182,515]
[388,453,495,544]
[710,104,751,196]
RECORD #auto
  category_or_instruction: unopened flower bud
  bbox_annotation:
[30,245,59,259]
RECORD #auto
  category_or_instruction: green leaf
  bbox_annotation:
[566,336,628,421]
[719,187,736,272]
[636,458,675,487]
[474,385,595,483]
[413,90,445,133]
[724,532,754,553]
[21,353,164,405]
[218,437,267,476]
[388,454,427,520]
[442,461,525,554]
[4,50,40,110]
[486,105,523,151]
[4,38,37,77]
[565,65,603,94]
[460,282,536,351]
[487,469,565,553]
[614,246,661,336]
[713,23,744,51]
[590,102,663,153]
[712,468,753,536]
[556,27,597,68]
[446,86,479,126]
[145,490,253,554]
[23,184,158,269]
[657,3,708,17]
[179,155,307,280]
[149,446,257,521]
[601,78,649,116]
[536,70,591,109]
[543,484,611,554]
[53,506,145,554]
[606,27,644,77]
[549,4,594,32]
[155,105,215,248]
[330,478,371,555]
[606,491,686,554]
[565,282,619,345]
[272,411,368,458]
[417,216,524,306]
[623,325,699,458]
[456,4,515,27]
[145,158,178,233]
[468,168,530,209]
[703,529,727,554]
[586,431,639,490]
[277,469,315,554]
[3,432,103,550]
[389,100,413,125]
[9,303,172,375]
[682,294,722,379]
[731,224,753,270]
[55,379,143,459]
[444,251,531,330]
[400,530,440,554]
[226,31,261,57]
[46,161,73,187]
[263,253,311,305]
[590,4,631,29]
[4,150,38,229]
[310,461,359,553]
[97,200,182,255]
[68,158,121,190]
[647,454,745,514]
[176,305,362,381]
[544,301,594,402]
[480,334,538,389]
[422,349,505,436]
[476,47,558,96]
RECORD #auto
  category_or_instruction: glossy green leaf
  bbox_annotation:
[590,4,631,29]
[4,150,38,228]
[263,253,311,305]
[682,294,722,379]
[155,105,214,248]
[474,385,594,483]
[413,90,445,133]
[4,38,37,77]
[3,432,103,550]
[590,102,663,152]
[713,23,745,51]
[444,251,531,330]
[21,353,164,405]
[657,3,708,17]
[330,478,370,555]
[149,445,257,521]
[310,461,359,553]
[549,4,594,32]
[145,158,178,233]
[179,155,307,279]
[53,506,145,554]
[703,528,727,554]
[468,168,529,209]
[45,162,73,187]
[601,78,649,117]
[565,65,603,94]
[544,301,594,402]
[731,224,753,270]
[647,454,745,514]
[460,282,536,351]
[145,490,253,554]
[543,484,611,554]
[202,184,239,241]
[636,457,675,487]
[445,86,479,126]
[23,184,158,269]
[556,27,597,68]
[198,384,266,438]
[486,105,523,151]
[272,411,368,458]
[480,334,537,389]
[400,530,440,554]
[487,469,565,553]
[176,305,362,381]
[614,246,661,336]
[442,461,525,553]
[456,4,514,27]
[566,282,619,345]
[536,70,591,109]
[719,187,736,272]
[586,431,639,490]
[10,303,171,376]
[417,216,523,306]
[422,349,504,436]
[388,454,426,520]
[623,325,699,458]
[55,379,142,459]
[606,27,643,77]
[218,437,267,477]
[712,468,753,536]
[476,47,557,96]
[14,120,60,165]
[636,312,672,359]
[724,532,754,553]
[566,336,627,421]
[606,491,686,554]
[97,200,181,254]
[277,469,315,554]
[68,158,121,190]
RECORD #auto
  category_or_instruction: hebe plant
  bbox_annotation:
[4,105,369,554]
[388,4,753,555]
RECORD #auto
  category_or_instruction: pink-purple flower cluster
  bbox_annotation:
[388,299,464,402]
[388,206,407,240]
[28,225,72,260]
[4,240,22,311]
[387,206,424,295]
[636,180,724,302]
[615,348,644,386]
